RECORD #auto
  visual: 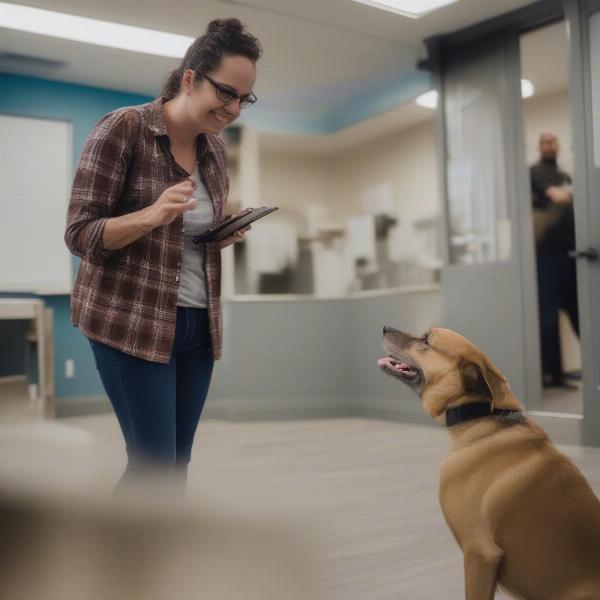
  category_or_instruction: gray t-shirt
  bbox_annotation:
[176,165,215,308]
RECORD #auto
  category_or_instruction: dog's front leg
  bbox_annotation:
[463,544,503,600]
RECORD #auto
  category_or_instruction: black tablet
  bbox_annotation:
[193,207,279,244]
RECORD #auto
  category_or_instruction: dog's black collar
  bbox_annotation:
[445,402,524,428]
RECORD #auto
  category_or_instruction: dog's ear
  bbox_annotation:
[460,360,493,400]
[460,351,511,403]
[475,352,510,404]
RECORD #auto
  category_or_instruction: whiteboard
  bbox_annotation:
[0,114,72,293]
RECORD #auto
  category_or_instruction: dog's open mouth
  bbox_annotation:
[377,356,421,382]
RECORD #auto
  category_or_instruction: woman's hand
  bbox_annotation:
[142,179,198,229]
[219,223,252,249]
[103,179,197,251]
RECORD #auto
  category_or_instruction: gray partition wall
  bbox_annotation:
[56,288,442,422]
[205,287,441,423]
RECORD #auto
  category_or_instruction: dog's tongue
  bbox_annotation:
[378,357,407,369]
[378,357,414,373]
[378,357,400,368]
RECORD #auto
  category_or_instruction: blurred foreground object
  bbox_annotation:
[0,478,319,600]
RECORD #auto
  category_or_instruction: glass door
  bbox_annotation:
[433,30,541,403]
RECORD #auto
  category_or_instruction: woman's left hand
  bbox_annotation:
[218,224,251,249]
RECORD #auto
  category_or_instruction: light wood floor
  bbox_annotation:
[1,393,599,599]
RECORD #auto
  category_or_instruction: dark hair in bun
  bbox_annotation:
[206,18,240,35]
[161,18,262,99]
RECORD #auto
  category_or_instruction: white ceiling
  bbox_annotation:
[260,18,570,155]
[0,1,534,97]
[0,0,567,141]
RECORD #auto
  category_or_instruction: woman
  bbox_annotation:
[65,18,262,490]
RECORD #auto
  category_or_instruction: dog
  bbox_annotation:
[378,326,600,600]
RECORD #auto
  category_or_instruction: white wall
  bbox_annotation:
[259,154,330,236]
[257,119,440,295]
[259,119,439,232]
[327,120,438,224]
[328,120,440,272]
[523,90,573,173]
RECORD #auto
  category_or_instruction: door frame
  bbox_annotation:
[564,0,600,445]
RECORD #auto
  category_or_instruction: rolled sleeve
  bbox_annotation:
[65,109,139,261]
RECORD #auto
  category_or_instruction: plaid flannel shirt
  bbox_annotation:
[65,96,228,362]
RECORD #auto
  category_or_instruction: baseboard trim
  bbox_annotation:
[527,411,582,445]
[56,395,112,418]
[353,406,436,427]
[527,410,583,420]
[53,396,586,446]
[202,397,353,421]
[0,375,27,384]
[56,394,434,426]
[56,395,353,420]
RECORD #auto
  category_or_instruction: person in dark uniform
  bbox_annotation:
[530,132,579,388]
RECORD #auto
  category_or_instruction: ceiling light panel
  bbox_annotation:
[0,2,193,58]
[352,0,460,19]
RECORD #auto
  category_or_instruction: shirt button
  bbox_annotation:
[175,275,180,282]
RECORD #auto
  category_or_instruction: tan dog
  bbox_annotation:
[378,326,600,600]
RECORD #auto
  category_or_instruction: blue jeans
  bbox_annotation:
[89,307,214,486]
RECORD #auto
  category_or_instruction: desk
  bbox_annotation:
[0,299,54,417]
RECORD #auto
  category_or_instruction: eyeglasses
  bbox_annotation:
[204,75,257,109]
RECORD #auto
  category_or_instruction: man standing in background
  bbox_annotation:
[530,132,579,388]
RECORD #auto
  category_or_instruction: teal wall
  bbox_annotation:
[0,73,152,398]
